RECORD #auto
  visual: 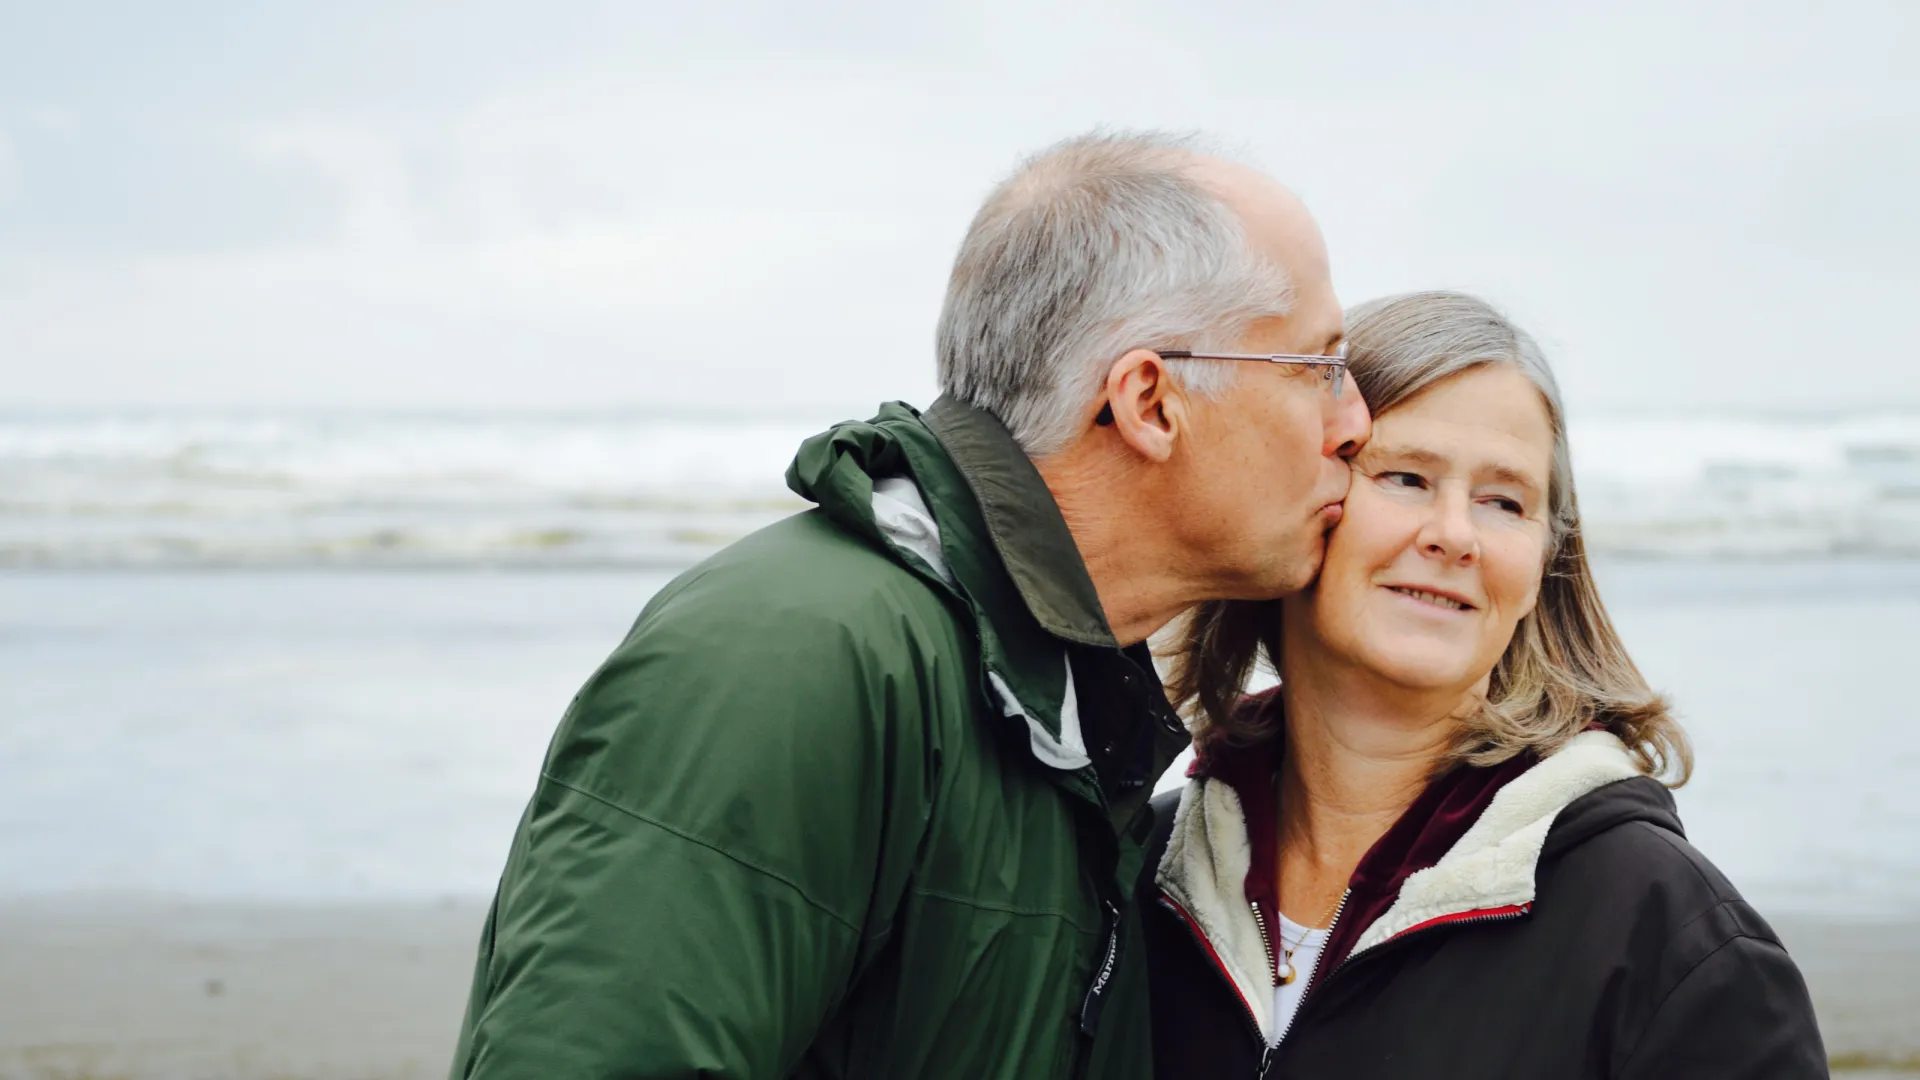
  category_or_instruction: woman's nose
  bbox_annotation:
[1420,489,1478,564]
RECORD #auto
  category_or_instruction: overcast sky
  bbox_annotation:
[1,1,1914,418]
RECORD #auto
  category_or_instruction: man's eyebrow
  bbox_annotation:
[1364,444,1544,493]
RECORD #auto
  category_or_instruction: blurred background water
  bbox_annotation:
[2,421,1917,919]
[7,1,1920,1072]
[4,409,1920,567]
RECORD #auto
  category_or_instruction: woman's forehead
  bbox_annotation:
[1361,369,1555,487]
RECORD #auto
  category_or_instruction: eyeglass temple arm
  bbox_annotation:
[1156,349,1345,364]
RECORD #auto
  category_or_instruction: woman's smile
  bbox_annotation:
[1379,583,1476,613]
[1295,363,1554,694]
[1153,292,1807,1080]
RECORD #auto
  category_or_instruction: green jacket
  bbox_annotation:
[448,397,1190,1080]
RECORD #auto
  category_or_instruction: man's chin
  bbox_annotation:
[1278,558,1325,599]
[1239,541,1325,602]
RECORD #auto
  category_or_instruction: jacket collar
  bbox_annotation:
[1157,720,1642,1042]
[921,395,1117,648]
[1346,730,1641,953]
[783,399,1110,785]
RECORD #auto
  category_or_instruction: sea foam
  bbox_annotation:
[2,409,1917,566]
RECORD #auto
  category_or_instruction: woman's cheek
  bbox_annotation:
[1339,483,1411,566]
[1485,530,1548,622]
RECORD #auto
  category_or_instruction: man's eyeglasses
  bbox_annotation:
[1094,342,1351,425]
[1159,342,1350,399]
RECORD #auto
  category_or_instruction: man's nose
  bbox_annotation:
[1326,384,1372,459]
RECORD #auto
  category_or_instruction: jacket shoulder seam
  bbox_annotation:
[1615,922,1783,1074]
[538,772,863,935]
[909,885,1100,933]
[1637,819,1737,900]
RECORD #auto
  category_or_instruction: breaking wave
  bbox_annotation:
[3,409,1918,567]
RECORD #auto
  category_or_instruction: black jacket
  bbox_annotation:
[1140,740,1827,1079]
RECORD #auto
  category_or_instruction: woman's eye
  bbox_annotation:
[1380,471,1426,489]
[1485,496,1525,515]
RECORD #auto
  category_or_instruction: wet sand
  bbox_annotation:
[0,899,486,1080]
[0,901,1915,1078]
[1775,918,1920,1074]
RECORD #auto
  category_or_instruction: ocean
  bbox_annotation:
[1,411,1917,920]
[4,407,1920,567]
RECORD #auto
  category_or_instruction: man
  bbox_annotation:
[448,131,1369,1080]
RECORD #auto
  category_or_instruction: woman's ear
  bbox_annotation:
[1102,349,1185,463]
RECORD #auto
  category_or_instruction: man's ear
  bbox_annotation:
[1101,349,1186,464]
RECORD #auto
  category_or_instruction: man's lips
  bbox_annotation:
[1318,500,1345,527]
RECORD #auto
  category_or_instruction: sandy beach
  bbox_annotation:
[0,899,485,1080]
[5,567,1917,1078]
[0,899,1914,1079]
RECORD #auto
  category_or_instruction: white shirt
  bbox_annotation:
[1268,913,1330,1046]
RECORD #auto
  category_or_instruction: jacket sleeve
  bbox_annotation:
[449,587,943,1080]
[1616,931,1828,1079]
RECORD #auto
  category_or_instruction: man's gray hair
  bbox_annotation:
[935,131,1295,456]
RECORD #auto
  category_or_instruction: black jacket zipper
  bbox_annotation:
[1170,895,1527,1079]
[1156,895,1268,1057]
[1262,888,1352,1061]
[1272,904,1533,1061]
[1166,889,1359,1080]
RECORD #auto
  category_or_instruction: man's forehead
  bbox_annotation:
[1240,309,1342,353]
[1192,160,1325,273]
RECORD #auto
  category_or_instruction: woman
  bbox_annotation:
[1140,292,1825,1078]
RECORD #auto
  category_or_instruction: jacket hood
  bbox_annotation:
[1347,731,1648,952]
[1540,766,1683,858]
[785,398,1114,781]
[1157,722,1653,1042]
[784,401,918,556]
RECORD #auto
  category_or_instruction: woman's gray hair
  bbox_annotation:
[1165,290,1693,785]
[936,131,1294,456]
[1343,291,1578,549]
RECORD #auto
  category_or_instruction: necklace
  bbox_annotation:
[1276,890,1345,986]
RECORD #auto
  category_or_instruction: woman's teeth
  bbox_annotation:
[1389,586,1468,611]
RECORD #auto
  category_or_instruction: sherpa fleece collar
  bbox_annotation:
[1155,728,1643,1042]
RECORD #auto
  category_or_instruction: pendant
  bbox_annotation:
[1277,961,1295,985]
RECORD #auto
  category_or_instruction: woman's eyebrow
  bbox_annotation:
[1365,444,1543,494]
[1482,464,1544,495]
[1363,444,1447,469]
